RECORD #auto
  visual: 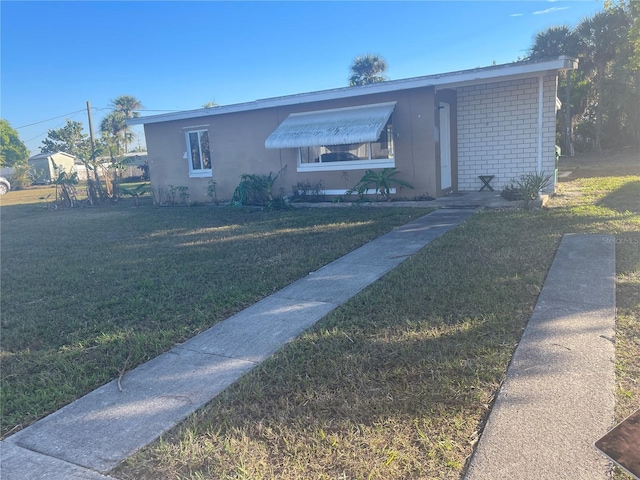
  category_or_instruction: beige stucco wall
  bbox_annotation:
[144,73,561,204]
[144,88,438,204]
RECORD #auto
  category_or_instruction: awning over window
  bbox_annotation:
[265,102,396,149]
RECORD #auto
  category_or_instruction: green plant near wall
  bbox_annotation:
[120,183,150,206]
[348,168,414,201]
[291,179,325,202]
[167,185,190,206]
[230,166,286,207]
[515,171,553,209]
[206,180,218,205]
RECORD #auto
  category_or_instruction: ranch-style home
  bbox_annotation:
[128,56,577,204]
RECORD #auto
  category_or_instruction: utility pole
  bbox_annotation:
[565,72,572,156]
[86,100,96,159]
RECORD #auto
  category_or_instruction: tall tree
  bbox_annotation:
[527,25,582,154]
[609,0,640,148]
[99,111,127,155]
[576,8,630,150]
[109,95,142,153]
[349,54,389,86]
[41,119,92,160]
[0,119,29,166]
[528,25,580,60]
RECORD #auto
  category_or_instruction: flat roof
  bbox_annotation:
[128,56,577,127]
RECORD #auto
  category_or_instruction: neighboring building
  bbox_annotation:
[28,152,77,184]
[127,57,577,204]
[75,152,148,181]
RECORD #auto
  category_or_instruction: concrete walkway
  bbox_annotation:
[1,208,476,479]
[465,233,617,479]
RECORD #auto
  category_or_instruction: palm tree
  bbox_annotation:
[99,111,127,155]
[111,95,142,119]
[527,26,581,154]
[576,8,630,150]
[349,54,389,86]
[528,25,580,60]
[110,95,142,152]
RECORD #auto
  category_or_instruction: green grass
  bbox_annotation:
[0,193,432,437]
[2,153,638,479]
[111,155,639,479]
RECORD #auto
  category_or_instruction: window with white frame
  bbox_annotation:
[298,117,394,171]
[185,129,211,177]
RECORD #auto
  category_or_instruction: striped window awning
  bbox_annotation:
[265,102,396,149]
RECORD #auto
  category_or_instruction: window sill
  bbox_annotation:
[189,170,213,178]
[297,159,394,173]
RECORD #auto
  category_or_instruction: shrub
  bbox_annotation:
[347,168,414,201]
[230,167,285,207]
[291,179,325,202]
[502,171,553,209]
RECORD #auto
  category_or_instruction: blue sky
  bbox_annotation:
[1,0,604,155]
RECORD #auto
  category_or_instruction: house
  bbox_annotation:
[75,152,148,181]
[28,152,77,184]
[127,56,577,204]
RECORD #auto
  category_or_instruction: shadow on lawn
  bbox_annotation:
[597,181,640,214]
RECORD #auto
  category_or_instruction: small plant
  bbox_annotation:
[177,186,190,205]
[206,180,218,205]
[291,179,325,202]
[152,186,166,205]
[514,171,553,209]
[120,184,150,206]
[167,185,178,205]
[230,167,286,207]
[348,168,414,201]
[167,185,190,205]
[53,171,79,208]
[8,162,33,190]
[501,184,523,201]
[266,196,292,211]
[502,172,553,208]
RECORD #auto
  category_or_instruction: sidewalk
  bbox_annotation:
[464,233,617,479]
[1,208,476,479]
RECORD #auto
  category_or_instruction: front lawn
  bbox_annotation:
[0,193,431,437]
[115,153,639,479]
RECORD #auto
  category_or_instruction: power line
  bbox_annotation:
[17,107,186,131]
[23,110,85,144]
[15,109,87,129]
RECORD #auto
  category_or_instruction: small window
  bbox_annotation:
[185,129,211,177]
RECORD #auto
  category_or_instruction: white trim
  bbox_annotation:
[188,170,212,178]
[185,129,212,177]
[128,57,578,126]
[297,158,395,173]
[538,75,544,174]
[287,101,396,118]
[181,124,210,130]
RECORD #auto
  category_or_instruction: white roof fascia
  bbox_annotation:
[127,57,578,127]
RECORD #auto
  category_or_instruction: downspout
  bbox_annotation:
[537,75,544,174]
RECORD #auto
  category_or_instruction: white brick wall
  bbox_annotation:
[457,75,558,192]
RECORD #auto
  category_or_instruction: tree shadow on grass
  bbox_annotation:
[597,181,640,214]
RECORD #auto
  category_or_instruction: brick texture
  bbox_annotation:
[457,75,558,192]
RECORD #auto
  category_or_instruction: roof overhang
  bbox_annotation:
[128,56,578,127]
[265,102,395,149]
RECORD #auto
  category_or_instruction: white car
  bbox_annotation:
[0,177,11,195]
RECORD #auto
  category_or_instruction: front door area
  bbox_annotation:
[439,102,452,191]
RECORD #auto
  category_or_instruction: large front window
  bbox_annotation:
[298,117,394,171]
[186,129,211,177]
